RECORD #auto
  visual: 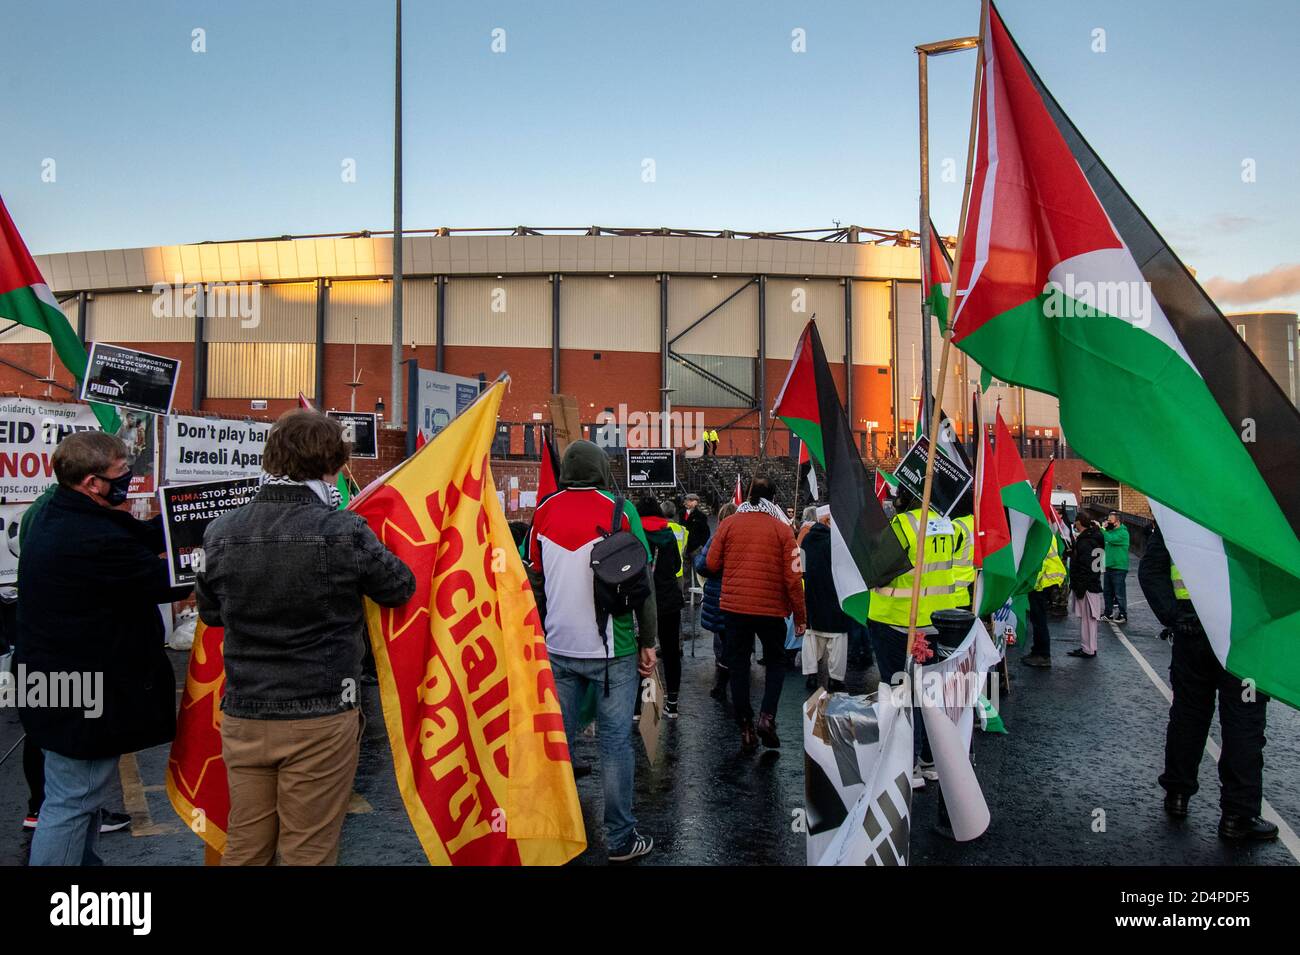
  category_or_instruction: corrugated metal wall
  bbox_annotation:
[851,280,892,366]
[764,278,845,360]
[666,276,757,357]
[86,290,195,343]
[559,276,658,352]
[0,297,82,344]
[206,342,316,398]
[669,354,755,407]
[446,277,550,348]
[205,282,315,343]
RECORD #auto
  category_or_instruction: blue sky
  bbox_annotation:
[1,0,1296,309]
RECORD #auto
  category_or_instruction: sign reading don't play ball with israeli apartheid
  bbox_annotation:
[159,477,261,586]
[80,342,181,416]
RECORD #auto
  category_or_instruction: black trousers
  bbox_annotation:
[658,610,682,698]
[724,613,787,723]
[1159,627,1268,817]
[1027,589,1051,657]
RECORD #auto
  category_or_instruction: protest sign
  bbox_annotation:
[80,342,180,416]
[327,411,378,459]
[159,478,261,586]
[626,448,676,490]
[0,396,98,502]
[164,414,270,483]
[893,435,973,517]
[119,409,158,498]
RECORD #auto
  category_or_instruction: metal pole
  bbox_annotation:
[844,277,854,449]
[551,274,561,394]
[390,0,404,427]
[660,273,669,425]
[75,291,88,348]
[890,280,900,456]
[193,284,206,410]
[435,275,446,372]
[315,277,327,406]
[918,50,934,429]
[757,274,767,459]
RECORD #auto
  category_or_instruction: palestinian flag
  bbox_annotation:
[1034,457,1072,547]
[0,196,118,432]
[973,414,1015,616]
[538,428,560,499]
[952,3,1300,706]
[797,437,819,501]
[992,410,1052,593]
[774,320,910,621]
[874,468,898,503]
[926,222,954,334]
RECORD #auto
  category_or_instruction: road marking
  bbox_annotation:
[1106,619,1300,864]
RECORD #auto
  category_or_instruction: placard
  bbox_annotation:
[118,408,159,498]
[159,478,261,586]
[625,448,677,490]
[415,368,481,441]
[80,342,181,416]
[327,411,378,459]
[0,397,98,502]
[892,435,974,518]
[164,414,271,483]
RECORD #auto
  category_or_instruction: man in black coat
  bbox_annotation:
[800,506,854,692]
[1139,523,1276,842]
[16,431,192,865]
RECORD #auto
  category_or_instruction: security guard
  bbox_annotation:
[1139,523,1276,842]
[951,513,975,608]
[1022,536,1066,668]
[662,501,688,579]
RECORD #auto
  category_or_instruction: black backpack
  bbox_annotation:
[589,494,651,646]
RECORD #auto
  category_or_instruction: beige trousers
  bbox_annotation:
[220,709,361,866]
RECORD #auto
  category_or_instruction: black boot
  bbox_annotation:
[1163,792,1189,819]
[1218,813,1279,842]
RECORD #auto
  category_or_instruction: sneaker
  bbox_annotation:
[917,760,939,782]
[909,769,926,790]
[22,813,38,830]
[609,830,654,862]
[1113,615,1127,625]
[664,697,679,719]
[1021,654,1052,668]
[99,811,132,834]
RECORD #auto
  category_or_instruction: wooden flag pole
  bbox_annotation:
[905,0,987,657]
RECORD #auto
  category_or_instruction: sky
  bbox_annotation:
[1,0,1296,310]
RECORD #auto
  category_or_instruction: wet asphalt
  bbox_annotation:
[1,568,1297,866]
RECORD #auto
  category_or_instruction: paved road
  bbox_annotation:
[2,570,1296,866]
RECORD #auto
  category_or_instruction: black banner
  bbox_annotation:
[328,411,379,459]
[625,448,676,489]
[159,478,260,586]
[893,435,974,518]
[80,342,181,416]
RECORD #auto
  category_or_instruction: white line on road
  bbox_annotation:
[1106,619,1300,864]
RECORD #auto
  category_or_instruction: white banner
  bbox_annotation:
[0,397,99,503]
[164,414,270,483]
[805,685,915,866]
[0,502,32,585]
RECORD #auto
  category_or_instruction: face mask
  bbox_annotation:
[95,470,133,506]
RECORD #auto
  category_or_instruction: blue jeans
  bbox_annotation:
[551,652,639,851]
[1104,569,1128,617]
[28,750,118,866]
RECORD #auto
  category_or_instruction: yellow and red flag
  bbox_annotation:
[351,377,586,865]
[165,619,230,854]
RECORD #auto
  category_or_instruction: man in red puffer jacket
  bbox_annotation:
[706,476,806,751]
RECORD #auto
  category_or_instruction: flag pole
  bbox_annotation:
[906,0,987,657]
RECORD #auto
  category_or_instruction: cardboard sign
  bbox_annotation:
[893,435,974,518]
[159,478,261,586]
[638,671,665,765]
[80,343,180,416]
[328,411,378,459]
[164,414,271,483]
[625,448,677,490]
[548,393,581,454]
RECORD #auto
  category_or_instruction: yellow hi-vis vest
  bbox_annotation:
[667,521,687,578]
[952,515,976,592]
[1171,563,1190,600]
[868,509,962,627]
[1035,537,1067,591]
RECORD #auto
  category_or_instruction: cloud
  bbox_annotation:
[1202,262,1300,308]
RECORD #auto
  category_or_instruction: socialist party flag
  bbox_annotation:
[0,196,118,432]
[166,620,230,854]
[951,2,1300,706]
[350,378,586,864]
[774,320,910,622]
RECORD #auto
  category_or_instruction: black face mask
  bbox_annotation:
[94,471,133,506]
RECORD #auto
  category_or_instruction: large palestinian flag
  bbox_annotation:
[926,222,954,334]
[774,321,910,622]
[952,3,1300,706]
[0,196,118,432]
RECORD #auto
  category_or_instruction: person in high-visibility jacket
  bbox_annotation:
[1139,522,1276,843]
[867,493,961,783]
[951,514,975,608]
[1022,536,1067,668]
[661,501,688,579]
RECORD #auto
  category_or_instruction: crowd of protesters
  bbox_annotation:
[1,423,1279,869]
